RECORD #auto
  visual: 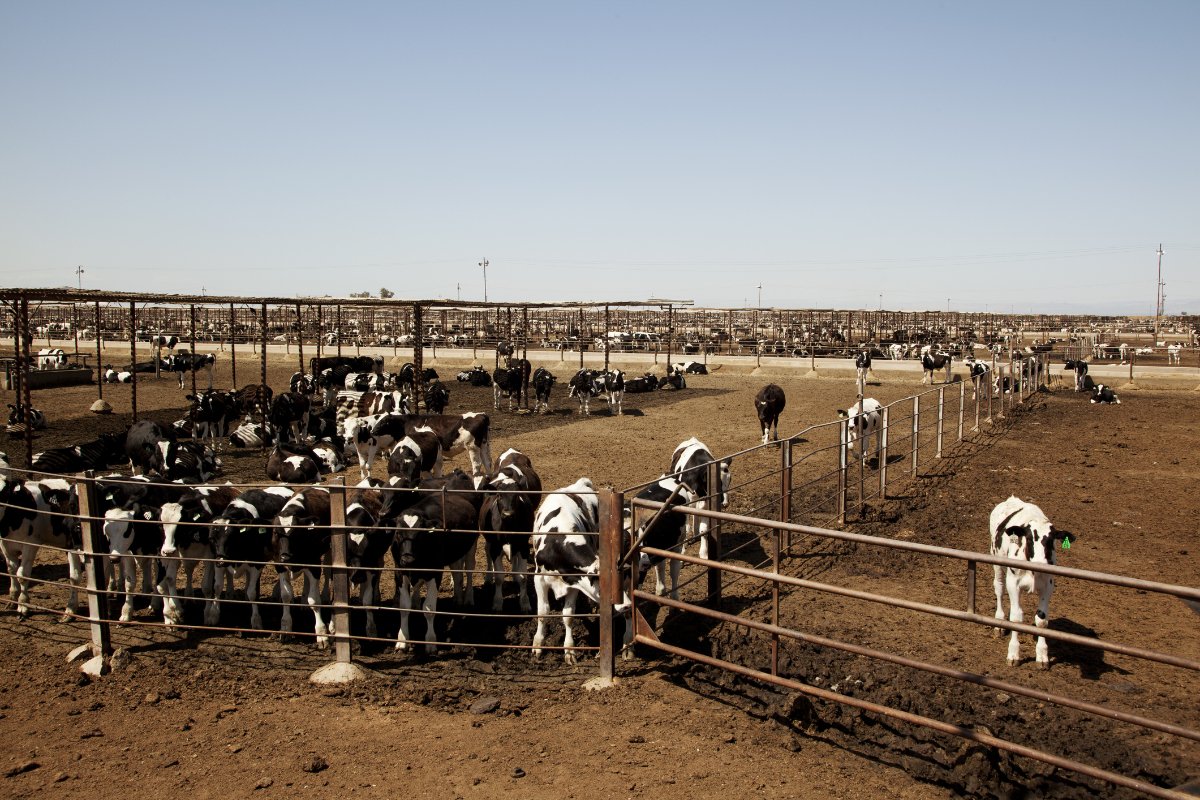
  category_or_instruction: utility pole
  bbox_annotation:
[479,258,489,303]
[757,283,762,309]
[75,265,85,289]
[1154,243,1165,341]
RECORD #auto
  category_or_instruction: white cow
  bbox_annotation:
[838,398,883,465]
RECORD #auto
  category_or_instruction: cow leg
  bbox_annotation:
[991,564,1005,637]
[246,566,263,631]
[157,556,182,626]
[119,555,138,622]
[532,574,550,659]
[1004,573,1024,666]
[204,567,224,625]
[278,569,296,637]
[306,569,330,650]
[362,569,378,639]
[421,576,438,654]
[394,576,413,651]
[62,549,84,619]
[490,548,506,612]
[144,556,163,615]
[7,546,32,618]
[452,548,475,606]
[1033,579,1055,669]
[561,590,579,664]
[512,551,531,614]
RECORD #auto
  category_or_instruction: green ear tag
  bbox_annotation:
[1062,538,1071,550]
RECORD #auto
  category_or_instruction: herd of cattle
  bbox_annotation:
[0,343,1122,668]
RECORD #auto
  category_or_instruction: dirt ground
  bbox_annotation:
[1,351,1197,799]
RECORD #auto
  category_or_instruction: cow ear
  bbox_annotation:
[837,409,848,419]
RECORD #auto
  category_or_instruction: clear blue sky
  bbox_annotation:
[3,1,1197,314]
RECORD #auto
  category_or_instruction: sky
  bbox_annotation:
[2,1,1198,315]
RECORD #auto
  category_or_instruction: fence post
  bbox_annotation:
[910,395,920,478]
[957,380,965,442]
[598,488,621,679]
[966,559,977,615]
[76,473,112,676]
[771,521,780,677]
[780,437,792,549]
[837,418,848,525]
[936,386,945,458]
[878,405,889,499]
[310,479,368,684]
[706,461,723,606]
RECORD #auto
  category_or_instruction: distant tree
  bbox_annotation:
[349,291,371,298]
[380,287,394,299]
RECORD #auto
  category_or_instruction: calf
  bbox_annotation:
[270,391,312,444]
[623,372,659,393]
[36,348,68,370]
[344,371,388,392]
[158,485,240,626]
[6,403,46,434]
[754,384,786,444]
[854,350,872,385]
[387,429,444,486]
[669,437,731,560]
[456,366,492,387]
[289,371,317,395]
[343,480,394,638]
[153,439,220,483]
[31,433,126,475]
[234,383,274,422]
[228,417,276,449]
[405,413,492,478]
[334,389,406,429]
[124,420,176,476]
[424,380,450,414]
[350,413,410,479]
[673,361,708,375]
[208,486,296,630]
[479,449,542,612]
[187,389,240,447]
[531,477,607,663]
[266,442,324,483]
[532,367,557,413]
[594,370,625,416]
[1063,359,1089,392]
[964,357,991,398]
[659,366,687,391]
[1090,384,1120,405]
[988,496,1075,668]
[389,470,482,653]
[103,366,133,383]
[838,397,883,465]
[166,350,216,390]
[1167,343,1182,365]
[0,477,84,618]
[922,351,952,384]
[567,369,600,415]
[273,487,334,648]
[625,475,698,601]
[492,366,524,411]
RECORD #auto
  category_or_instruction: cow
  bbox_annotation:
[838,397,883,466]
[479,448,542,612]
[265,442,324,484]
[922,351,952,384]
[567,369,601,415]
[1063,359,1089,392]
[406,413,491,478]
[456,366,492,387]
[304,406,341,445]
[624,475,698,601]
[492,365,524,411]
[755,384,786,444]
[389,470,483,654]
[888,343,906,361]
[387,430,444,486]
[158,485,241,626]
[208,486,296,630]
[148,334,180,352]
[270,391,312,444]
[234,383,274,422]
[424,380,450,414]
[668,437,731,560]
[343,480,394,638]
[1167,343,1182,365]
[6,403,46,434]
[152,439,220,483]
[30,433,126,475]
[124,420,176,476]
[310,441,345,474]
[672,361,708,375]
[964,357,991,398]
[396,363,439,400]
[344,371,388,392]
[0,477,84,619]
[623,372,659,393]
[103,485,189,622]
[594,370,625,416]
[988,496,1075,668]
[334,389,407,430]
[349,413,410,479]
[187,389,241,447]
[854,350,872,385]
[228,417,276,449]
[659,365,686,391]
[531,477,606,663]
[273,487,334,648]
[1090,384,1120,405]
[531,368,557,413]
[166,350,216,390]
[36,348,68,370]
[103,365,133,383]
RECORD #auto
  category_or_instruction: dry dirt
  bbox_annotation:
[1,351,1197,799]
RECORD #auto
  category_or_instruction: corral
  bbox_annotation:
[1,290,1198,800]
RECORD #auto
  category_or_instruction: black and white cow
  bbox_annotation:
[1090,384,1120,405]
[153,439,220,483]
[289,371,317,395]
[265,442,323,484]
[389,470,483,653]
[187,390,241,447]
[208,486,296,630]
[1063,360,1090,393]
[149,334,179,352]
[234,383,274,422]
[492,365,524,412]
[313,356,376,404]
[334,389,407,430]
[408,413,492,478]
[0,476,83,618]
[424,380,450,415]
[387,429,444,486]
[456,366,492,387]
[349,413,410,479]
[838,397,883,465]
[964,357,991,399]
[31,433,127,475]
[6,403,46,433]
[273,487,333,648]
[659,366,686,391]
[594,370,625,416]
[270,391,312,444]
[343,480,394,638]
[668,437,731,560]
[921,351,952,384]
[531,477,608,663]
[103,365,133,383]
[229,417,276,449]
[103,481,191,622]
[479,448,542,612]
[124,420,176,476]
[672,361,708,375]
[532,368,557,414]
[567,369,601,415]
[396,363,439,400]
[36,348,68,370]
[854,350,872,385]
[624,475,698,601]
[754,384,786,444]
[158,484,240,626]
[310,441,344,474]
[344,371,388,392]
[623,372,659,393]
[988,496,1076,668]
[166,350,216,390]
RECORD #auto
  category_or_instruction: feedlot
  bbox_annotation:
[1,348,1198,800]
